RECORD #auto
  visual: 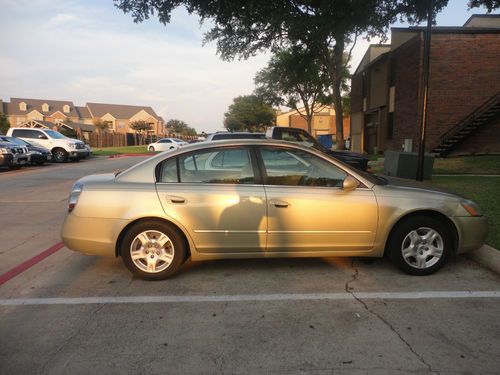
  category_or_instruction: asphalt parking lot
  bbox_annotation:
[1,157,499,374]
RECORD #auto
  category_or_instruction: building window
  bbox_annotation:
[19,102,27,111]
[387,112,394,140]
[63,105,70,113]
[42,103,49,112]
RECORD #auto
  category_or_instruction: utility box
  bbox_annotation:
[384,150,435,180]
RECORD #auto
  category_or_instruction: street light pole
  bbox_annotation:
[416,0,434,181]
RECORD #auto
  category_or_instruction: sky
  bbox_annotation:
[0,0,497,133]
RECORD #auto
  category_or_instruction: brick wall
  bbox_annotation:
[351,72,364,114]
[426,33,500,151]
[450,114,500,155]
[389,35,422,151]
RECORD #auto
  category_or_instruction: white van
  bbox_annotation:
[7,128,90,162]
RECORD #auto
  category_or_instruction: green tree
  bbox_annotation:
[0,113,10,135]
[254,47,333,134]
[224,95,275,132]
[114,0,497,148]
[130,120,153,134]
[166,119,197,136]
[93,118,111,132]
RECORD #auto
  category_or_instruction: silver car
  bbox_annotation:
[61,139,487,280]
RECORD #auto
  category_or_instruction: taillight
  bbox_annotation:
[68,182,84,212]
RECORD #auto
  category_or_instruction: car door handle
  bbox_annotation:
[165,195,186,204]
[269,199,289,208]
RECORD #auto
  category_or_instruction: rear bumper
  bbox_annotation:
[454,216,488,254]
[61,213,129,257]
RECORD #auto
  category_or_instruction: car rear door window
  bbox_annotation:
[158,148,255,184]
[259,147,346,187]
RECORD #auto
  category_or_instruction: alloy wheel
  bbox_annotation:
[129,230,174,273]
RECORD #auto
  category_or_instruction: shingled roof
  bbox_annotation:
[86,102,161,121]
[7,98,80,117]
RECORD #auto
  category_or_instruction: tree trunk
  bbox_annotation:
[323,38,345,150]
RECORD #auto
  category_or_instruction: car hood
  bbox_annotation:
[376,175,459,199]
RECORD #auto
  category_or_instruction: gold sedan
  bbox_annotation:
[61,140,487,280]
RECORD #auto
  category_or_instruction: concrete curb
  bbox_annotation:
[465,245,500,275]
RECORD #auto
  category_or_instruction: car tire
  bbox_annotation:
[149,146,155,152]
[387,215,453,276]
[53,148,68,163]
[121,220,186,280]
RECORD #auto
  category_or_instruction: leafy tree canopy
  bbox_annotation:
[0,113,10,135]
[130,120,153,133]
[224,95,275,132]
[166,119,197,136]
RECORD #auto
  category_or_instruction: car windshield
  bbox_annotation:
[44,130,67,139]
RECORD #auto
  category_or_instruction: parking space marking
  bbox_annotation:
[1,291,499,306]
[0,242,65,286]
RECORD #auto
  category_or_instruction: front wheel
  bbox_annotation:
[387,216,453,276]
[53,148,68,163]
[121,220,186,280]
[149,146,155,152]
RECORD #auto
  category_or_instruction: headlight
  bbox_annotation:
[0,147,11,154]
[69,143,77,148]
[68,182,84,212]
[31,151,42,155]
[460,199,483,217]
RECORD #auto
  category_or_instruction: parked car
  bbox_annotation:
[266,127,370,171]
[0,136,52,165]
[61,139,487,280]
[147,138,188,152]
[205,132,266,141]
[205,128,369,171]
[7,127,89,162]
[0,139,30,169]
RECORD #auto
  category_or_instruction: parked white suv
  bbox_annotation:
[7,128,89,162]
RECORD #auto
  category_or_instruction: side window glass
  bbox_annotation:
[179,148,254,184]
[260,147,347,187]
[158,158,178,183]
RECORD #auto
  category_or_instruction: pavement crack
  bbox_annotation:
[345,259,439,375]
[38,304,105,375]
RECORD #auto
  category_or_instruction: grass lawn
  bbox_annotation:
[92,146,150,156]
[429,176,500,249]
[433,155,500,175]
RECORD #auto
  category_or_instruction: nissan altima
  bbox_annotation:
[61,140,487,280]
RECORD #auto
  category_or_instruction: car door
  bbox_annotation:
[258,146,378,254]
[155,146,267,254]
[157,139,173,151]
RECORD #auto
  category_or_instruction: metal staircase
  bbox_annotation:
[432,91,500,156]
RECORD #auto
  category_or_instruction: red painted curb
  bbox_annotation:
[108,153,154,159]
[0,242,65,286]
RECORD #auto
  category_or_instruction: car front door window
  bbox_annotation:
[260,147,346,187]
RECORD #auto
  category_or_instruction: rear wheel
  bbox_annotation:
[53,148,68,163]
[121,220,186,280]
[387,215,453,276]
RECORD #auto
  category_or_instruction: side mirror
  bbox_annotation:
[38,134,48,140]
[343,175,360,191]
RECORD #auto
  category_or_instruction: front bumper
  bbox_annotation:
[0,153,14,167]
[454,216,488,253]
[69,150,90,159]
[12,153,29,166]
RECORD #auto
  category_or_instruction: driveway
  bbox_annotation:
[1,157,499,374]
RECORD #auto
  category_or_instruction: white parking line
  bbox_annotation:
[1,291,499,306]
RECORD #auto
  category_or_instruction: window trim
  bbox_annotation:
[255,145,350,189]
[155,145,263,185]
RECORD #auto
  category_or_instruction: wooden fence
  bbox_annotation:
[78,131,200,148]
